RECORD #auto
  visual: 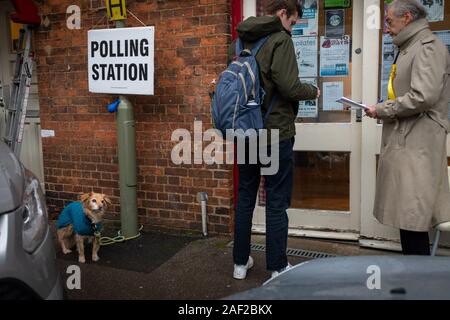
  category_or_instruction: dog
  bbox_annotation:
[57,192,111,263]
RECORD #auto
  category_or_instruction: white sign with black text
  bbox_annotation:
[88,27,155,95]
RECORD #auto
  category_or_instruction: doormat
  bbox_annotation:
[57,231,200,273]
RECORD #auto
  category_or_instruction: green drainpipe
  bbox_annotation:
[115,19,139,238]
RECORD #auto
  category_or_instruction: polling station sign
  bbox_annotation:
[88,27,154,95]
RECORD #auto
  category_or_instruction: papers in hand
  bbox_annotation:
[336,97,368,110]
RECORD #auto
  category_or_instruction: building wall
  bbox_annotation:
[35,0,234,234]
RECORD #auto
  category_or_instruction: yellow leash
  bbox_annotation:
[94,225,144,246]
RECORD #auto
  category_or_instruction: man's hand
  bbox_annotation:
[365,106,378,118]
[316,89,321,98]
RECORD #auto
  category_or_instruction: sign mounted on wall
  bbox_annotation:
[88,27,155,95]
[324,0,351,8]
[106,0,127,21]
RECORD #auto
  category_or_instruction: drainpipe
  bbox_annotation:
[115,19,138,239]
[197,192,208,237]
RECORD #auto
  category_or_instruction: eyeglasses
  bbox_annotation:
[385,15,406,27]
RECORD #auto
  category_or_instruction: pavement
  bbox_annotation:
[53,224,395,300]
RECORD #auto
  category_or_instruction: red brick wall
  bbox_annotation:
[35,0,234,234]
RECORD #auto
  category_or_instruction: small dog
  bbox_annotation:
[57,192,111,263]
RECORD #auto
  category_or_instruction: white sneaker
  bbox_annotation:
[267,263,293,282]
[233,256,254,280]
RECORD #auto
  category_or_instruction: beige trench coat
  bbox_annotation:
[374,18,450,232]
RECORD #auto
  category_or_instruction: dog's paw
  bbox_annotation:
[92,255,100,262]
[78,257,86,264]
[62,249,72,254]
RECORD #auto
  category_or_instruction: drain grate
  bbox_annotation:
[227,242,337,259]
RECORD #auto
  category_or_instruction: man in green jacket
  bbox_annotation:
[231,0,320,281]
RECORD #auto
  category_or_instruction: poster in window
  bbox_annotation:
[433,30,450,119]
[293,0,318,36]
[293,36,318,78]
[380,34,397,101]
[324,0,352,8]
[319,36,350,77]
[298,78,318,118]
[420,0,445,22]
[323,81,344,111]
[433,30,450,54]
[325,9,345,38]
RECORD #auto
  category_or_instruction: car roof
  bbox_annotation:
[0,142,24,213]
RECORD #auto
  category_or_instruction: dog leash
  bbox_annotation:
[94,225,144,246]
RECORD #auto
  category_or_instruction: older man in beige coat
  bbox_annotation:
[366,0,450,255]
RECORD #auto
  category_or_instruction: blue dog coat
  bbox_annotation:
[56,202,102,236]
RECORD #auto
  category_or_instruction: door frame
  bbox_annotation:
[244,0,364,239]
[359,0,450,251]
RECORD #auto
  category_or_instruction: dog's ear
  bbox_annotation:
[80,193,90,203]
[103,195,112,206]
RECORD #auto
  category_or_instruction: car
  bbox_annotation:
[0,141,63,299]
[226,255,450,300]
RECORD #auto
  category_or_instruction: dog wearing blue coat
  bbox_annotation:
[57,192,111,263]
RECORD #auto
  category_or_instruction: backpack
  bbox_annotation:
[211,36,276,138]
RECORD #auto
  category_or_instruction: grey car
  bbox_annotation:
[226,255,450,300]
[0,141,63,299]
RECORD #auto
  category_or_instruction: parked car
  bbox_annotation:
[226,255,450,300]
[0,141,63,299]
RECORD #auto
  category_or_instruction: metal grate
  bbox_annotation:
[228,242,337,259]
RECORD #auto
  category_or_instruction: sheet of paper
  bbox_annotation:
[293,36,318,78]
[336,97,368,110]
[323,82,344,111]
[298,78,318,118]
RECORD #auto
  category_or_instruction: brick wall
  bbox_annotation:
[35,0,234,234]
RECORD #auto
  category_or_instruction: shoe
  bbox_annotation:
[263,263,293,285]
[233,256,254,280]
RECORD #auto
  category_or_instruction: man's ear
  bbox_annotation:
[276,8,287,18]
[80,193,90,203]
[404,12,414,25]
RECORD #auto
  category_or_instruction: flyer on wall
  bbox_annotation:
[380,34,397,101]
[433,30,450,54]
[319,35,350,77]
[292,0,318,36]
[293,36,318,78]
[325,9,345,38]
[420,0,445,22]
[323,81,344,111]
[298,78,319,118]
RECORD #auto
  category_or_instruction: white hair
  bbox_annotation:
[389,0,428,21]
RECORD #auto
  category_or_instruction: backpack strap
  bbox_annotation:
[251,35,270,56]
[236,35,270,57]
[236,38,244,56]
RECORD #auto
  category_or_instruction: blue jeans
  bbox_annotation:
[233,137,294,271]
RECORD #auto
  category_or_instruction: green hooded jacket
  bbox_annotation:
[228,16,318,142]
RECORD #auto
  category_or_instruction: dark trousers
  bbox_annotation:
[400,229,430,255]
[233,138,294,271]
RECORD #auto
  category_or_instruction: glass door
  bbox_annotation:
[245,0,365,239]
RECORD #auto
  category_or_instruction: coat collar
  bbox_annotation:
[393,18,430,49]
